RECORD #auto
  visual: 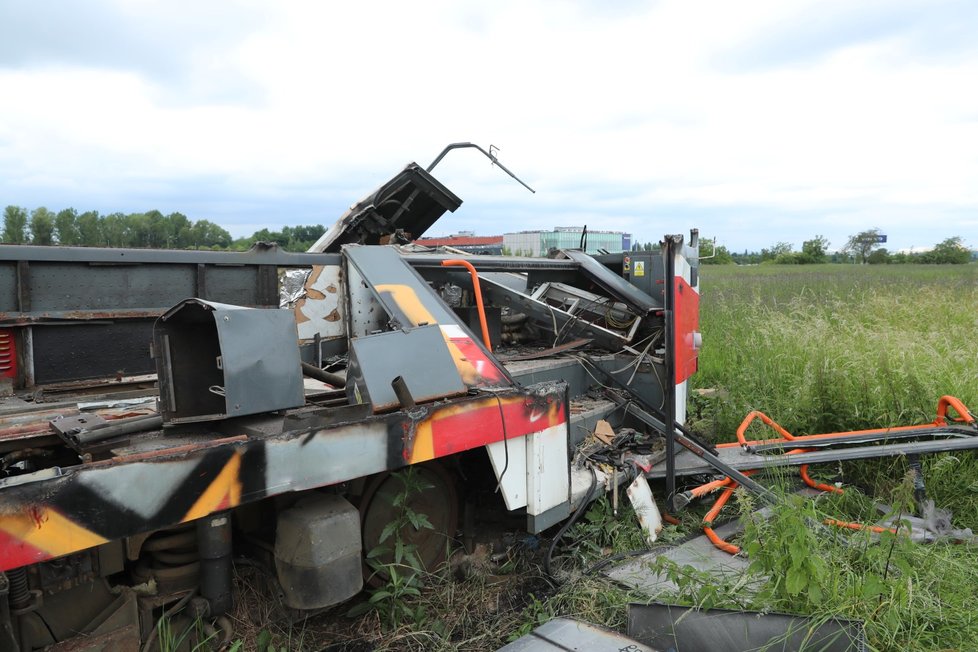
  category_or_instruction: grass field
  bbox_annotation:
[691,263,978,438]
[682,263,978,651]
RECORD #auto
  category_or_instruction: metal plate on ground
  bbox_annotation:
[498,617,657,651]
[627,602,866,652]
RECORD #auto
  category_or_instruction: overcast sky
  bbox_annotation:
[1,0,976,253]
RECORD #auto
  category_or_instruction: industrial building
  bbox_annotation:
[414,232,504,254]
[503,227,631,257]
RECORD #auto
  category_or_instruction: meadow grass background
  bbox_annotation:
[683,263,978,651]
[691,263,978,438]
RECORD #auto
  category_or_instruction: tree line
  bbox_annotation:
[688,229,973,266]
[2,206,327,252]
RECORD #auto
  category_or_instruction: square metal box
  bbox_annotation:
[154,299,305,424]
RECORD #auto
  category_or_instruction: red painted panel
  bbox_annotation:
[430,399,567,457]
[0,329,17,380]
[0,529,49,570]
[673,276,700,384]
[448,337,507,384]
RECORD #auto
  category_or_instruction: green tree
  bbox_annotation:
[77,211,101,246]
[55,208,79,245]
[801,235,830,263]
[167,212,192,248]
[29,207,56,245]
[101,212,129,247]
[3,206,29,244]
[924,237,971,264]
[867,248,890,264]
[190,220,232,249]
[842,228,883,264]
[760,241,792,262]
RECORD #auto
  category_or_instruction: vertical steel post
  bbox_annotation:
[662,238,677,512]
[197,511,232,616]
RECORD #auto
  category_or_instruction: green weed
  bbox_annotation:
[347,467,437,632]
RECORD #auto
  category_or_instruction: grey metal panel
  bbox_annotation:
[33,321,155,384]
[29,263,196,311]
[346,325,466,413]
[344,245,512,385]
[627,603,865,652]
[0,263,17,312]
[505,358,592,397]
[201,265,262,306]
[345,246,461,326]
[0,245,342,266]
[155,299,305,423]
[526,502,571,534]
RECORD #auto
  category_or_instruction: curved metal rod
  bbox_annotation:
[426,142,536,194]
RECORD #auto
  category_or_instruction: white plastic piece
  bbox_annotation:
[486,434,528,510]
[626,474,663,545]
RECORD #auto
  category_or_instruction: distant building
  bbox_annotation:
[414,233,504,255]
[503,227,631,257]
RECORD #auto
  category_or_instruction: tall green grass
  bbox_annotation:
[679,264,978,650]
[692,264,978,437]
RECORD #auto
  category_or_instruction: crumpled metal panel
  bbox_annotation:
[308,163,462,253]
[280,268,312,308]
[155,299,305,423]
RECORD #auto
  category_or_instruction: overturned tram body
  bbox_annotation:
[0,160,702,649]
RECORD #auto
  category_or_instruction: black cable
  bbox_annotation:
[544,467,599,579]
[491,393,510,494]
[584,548,651,575]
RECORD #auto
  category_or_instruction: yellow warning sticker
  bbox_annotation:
[634,261,645,277]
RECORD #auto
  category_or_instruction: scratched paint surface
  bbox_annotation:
[0,383,567,571]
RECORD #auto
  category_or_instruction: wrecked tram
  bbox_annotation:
[0,152,704,650]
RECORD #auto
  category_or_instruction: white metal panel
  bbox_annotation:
[525,424,570,516]
[486,435,528,510]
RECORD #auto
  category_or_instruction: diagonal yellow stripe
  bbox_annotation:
[182,452,242,522]
[0,508,107,557]
[408,421,434,464]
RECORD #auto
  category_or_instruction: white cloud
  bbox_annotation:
[0,0,976,250]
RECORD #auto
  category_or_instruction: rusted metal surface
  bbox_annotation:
[0,383,566,571]
[0,308,165,326]
[497,338,593,362]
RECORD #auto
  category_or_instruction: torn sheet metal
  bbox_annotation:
[280,268,312,307]
[478,275,633,351]
[308,163,462,253]
[292,265,345,342]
